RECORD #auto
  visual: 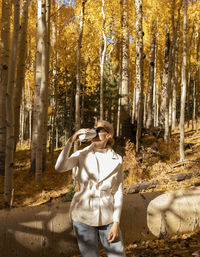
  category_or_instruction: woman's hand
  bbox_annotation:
[107,222,119,243]
[69,128,90,143]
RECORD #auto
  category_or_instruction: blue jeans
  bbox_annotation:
[73,221,125,257]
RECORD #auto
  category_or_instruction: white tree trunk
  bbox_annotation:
[153,44,158,127]
[50,0,58,163]
[179,0,187,162]
[0,0,11,175]
[171,2,182,130]
[135,0,144,152]
[194,25,199,132]
[131,86,136,124]
[146,26,155,129]
[42,0,51,171]
[120,0,130,139]
[99,0,107,120]
[35,0,47,182]
[116,41,121,137]
[30,0,43,174]
[186,23,194,128]
[172,36,179,130]
[160,27,170,140]
[14,0,29,149]
[4,0,20,207]
[74,0,87,152]
[19,88,25,147]
[192,80,196,130]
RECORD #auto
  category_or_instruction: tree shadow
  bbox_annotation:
[0,200,79,257]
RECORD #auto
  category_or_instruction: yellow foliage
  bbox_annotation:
[123,140,143,185]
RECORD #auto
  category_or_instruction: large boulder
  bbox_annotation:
[147,186,200,238]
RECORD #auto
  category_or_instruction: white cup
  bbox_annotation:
[79,129,97,141]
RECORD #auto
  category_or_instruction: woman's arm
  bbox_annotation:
[55,140,79,172]
[55,129,88,172]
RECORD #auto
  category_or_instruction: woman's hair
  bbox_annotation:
[94,120,115,148]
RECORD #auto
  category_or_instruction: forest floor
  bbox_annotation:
[1,127,200,256]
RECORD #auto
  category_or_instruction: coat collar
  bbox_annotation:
[86,143,120,160]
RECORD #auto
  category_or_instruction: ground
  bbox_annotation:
[1,128,200,256]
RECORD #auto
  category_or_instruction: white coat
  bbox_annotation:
[55,141,123,226]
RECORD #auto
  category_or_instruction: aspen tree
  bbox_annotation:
[179,0,187,162]
[135,0,144,152]
[74,0,87,152]
[42,0,51,171]
[193,24,199,132]
[160,27,170,139]
[121,0,130,138]
[19,88,25,146]
[30,0,45,179]
[0,0,11,175]
[14,0,30,149]
[165,42,173,140]
[99,0,107,120]
[186,22,194,128]
[171,1,182,130]
[116,40,122,137]
[4,0,20,206]
[153,43,158,127]
[146,22,156,129]
[31,0,42,174]
[50,0,58,162]
[35,0,48,182]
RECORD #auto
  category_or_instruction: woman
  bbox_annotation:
[55,120,125,257]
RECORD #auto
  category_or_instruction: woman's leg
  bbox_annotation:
[98,223,125,257]
[73,221,100,257]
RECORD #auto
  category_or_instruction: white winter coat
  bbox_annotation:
[55,141,123,226]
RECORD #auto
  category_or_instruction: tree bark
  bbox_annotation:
[172,36,179,130]
[42,0,51,171]
[160,27,170,140]
[14,0,29,149]
[116,40,122,137]
[192,76,196,130]
[179,0,187,162]
[194,25,200,132]
[146,24,155,129]
[4,0,20,207]
[99,0,107,120]
[74,0,87,152]
[121,0,129,118]
[0,0,11,175]
[165,26,173,141]
[135,0,144,152]
[30,0,43,174]
[19,87,25,146]
[153,43,158,127]
[50,0,58,163]
[171,1,182,131]
[35,0,48,182]
[120,0,131,139]
[186,22,194,128]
